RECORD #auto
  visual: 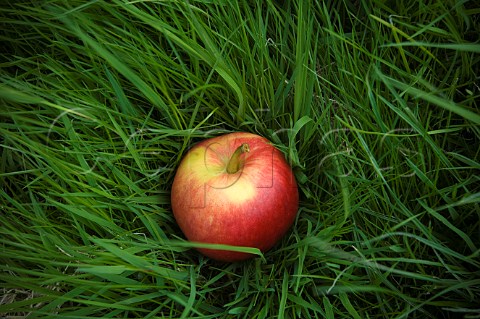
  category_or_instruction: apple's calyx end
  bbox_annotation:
[226,143,250,174]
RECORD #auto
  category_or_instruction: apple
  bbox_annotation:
[171,132,299,262]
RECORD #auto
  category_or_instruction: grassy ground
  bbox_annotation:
[1,0,479,318]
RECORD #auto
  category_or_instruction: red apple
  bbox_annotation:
[171,132,299,262]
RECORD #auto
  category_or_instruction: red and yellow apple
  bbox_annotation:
[171,132,299,262]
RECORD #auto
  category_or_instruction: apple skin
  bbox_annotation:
[171,132,299,262]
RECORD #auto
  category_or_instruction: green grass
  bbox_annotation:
[1,0,479,318]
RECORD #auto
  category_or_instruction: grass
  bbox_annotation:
[1,0,479,318]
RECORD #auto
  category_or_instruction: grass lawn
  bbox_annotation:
[1,0,479,318]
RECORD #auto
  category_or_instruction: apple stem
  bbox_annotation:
[226,143,250,174]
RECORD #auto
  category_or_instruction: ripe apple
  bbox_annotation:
[171,132,299,262]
